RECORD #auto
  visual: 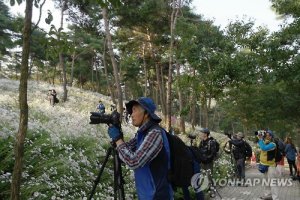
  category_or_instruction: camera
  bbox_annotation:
[90,110,121,128]
[254,130,266,137]
[188,134,196,140]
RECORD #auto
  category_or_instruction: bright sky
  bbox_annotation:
[6,0,283,33]
[5,0,63,32]
[191,0,283,32]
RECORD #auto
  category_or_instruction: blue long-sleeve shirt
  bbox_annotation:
[258,139,275,151]
[258,139,276,166]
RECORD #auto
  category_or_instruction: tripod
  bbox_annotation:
[88,144,125,200]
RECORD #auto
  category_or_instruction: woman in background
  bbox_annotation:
[284,137,297,178]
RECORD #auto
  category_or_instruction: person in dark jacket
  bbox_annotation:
[229,132,246,185]
[107,97,173,200]
[285,137,297,177]
[198,128,217,198]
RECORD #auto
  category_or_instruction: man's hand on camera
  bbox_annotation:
[257,134,263,140]
[108,125,123,142]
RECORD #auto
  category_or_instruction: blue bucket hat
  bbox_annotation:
[266,129,274,138]
[125,97,161,123]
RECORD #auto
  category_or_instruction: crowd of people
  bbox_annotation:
[105,97,299,200]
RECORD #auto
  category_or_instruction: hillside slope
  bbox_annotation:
[0,77,242,199]
[0,78,135,140]
[0,77,138,199]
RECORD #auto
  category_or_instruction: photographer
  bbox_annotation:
[107,97,173,200]
[96,101,105,114]
[228,132,246,185]
[47,89,58,106]
[257,130,279,200]
[198,128,217,198]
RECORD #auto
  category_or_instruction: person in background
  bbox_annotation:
[198,128,217,198]
[229,132,246,185]
[110,104,116,111]
[48,89,57,106]
[257,130,279,200]
[276,154,285,176]
[250,152,257,168]
[296,149,300,182]
[274,136,285,176]
[96,101,105,114]
[284,137,297,178]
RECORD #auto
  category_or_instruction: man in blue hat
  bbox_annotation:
[107,97,173,200]
[257,129,279,200]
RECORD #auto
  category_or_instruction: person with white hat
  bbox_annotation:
[257,129,279,200]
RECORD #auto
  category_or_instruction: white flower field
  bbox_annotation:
[0,78,136,199]
[0,77,235,200]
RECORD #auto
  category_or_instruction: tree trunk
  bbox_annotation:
[176,63,185,133]
[94,57,100,92]
[70,51,75,86]
[201,95,209,128]
[102,8,123,114]
[59,0,68,102]
[190,93,196,129]
[28,54,33,78]
[143,43,148,96]
[160,65,166,120]
[103,40,116,105]
[10,0,33,199]
[155,63,166,115]
[91,56,95,91]
[166,0,181,130]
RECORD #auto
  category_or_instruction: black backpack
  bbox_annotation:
[54,96,59,103]
[165,132,195,187]
[274,139,285,162]
[244,140,252,158]
[208,137,220,160]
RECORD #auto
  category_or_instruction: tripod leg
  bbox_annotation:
[88,147,113,200]
[113,148,125,200]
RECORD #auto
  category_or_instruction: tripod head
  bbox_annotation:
[188,134,196,146]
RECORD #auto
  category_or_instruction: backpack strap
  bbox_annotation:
[208,137,216,152]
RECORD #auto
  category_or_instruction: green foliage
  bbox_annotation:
[0,0,14,55]
[271,0,300,18]
[0,129,135,199]
[2,0,300,146]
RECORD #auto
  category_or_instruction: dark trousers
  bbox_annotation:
[235,158,245,180]
[182,160,204,200]
[287,158,297,176]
